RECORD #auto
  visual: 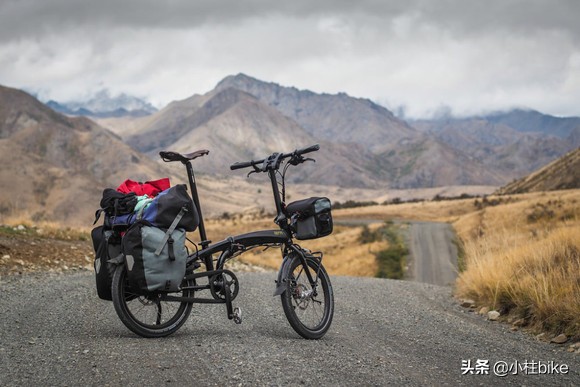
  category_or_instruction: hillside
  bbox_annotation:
[0,85,178,225]
[0,86,294,226]
[496,147,580,194]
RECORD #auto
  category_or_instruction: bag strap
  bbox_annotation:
[93,208,104,225]
[154,206,188,257]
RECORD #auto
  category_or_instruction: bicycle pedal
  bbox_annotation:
[232,307,242,324]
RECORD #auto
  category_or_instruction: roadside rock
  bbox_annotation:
[478,306,489,315]
[487,311,500,321]
[551,334,568,344]
[461,299,475,308]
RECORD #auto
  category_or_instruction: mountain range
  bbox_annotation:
[103,74,579,190]
[46,89,157,118]
[117,74,511,189]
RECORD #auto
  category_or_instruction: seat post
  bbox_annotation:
[185,161,209,249]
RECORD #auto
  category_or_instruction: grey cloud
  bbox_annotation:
[3,0,579,38]
[0,0,579,117]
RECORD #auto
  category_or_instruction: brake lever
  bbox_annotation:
[247,163,261,178]
[289,154,305,166]
[304,157,315,163]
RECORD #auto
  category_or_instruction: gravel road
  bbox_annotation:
[407,222,458,286]
[0,271,577,386]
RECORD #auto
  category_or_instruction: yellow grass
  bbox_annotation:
[320,189,580,336]
[454,189,580,336]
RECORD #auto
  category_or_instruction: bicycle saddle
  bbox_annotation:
[159,150,209,163]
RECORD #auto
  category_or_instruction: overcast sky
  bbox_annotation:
[1,0,579,118]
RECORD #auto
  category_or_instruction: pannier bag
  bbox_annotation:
[122,220,188,293]
[91,226,122,300]
[286,197,333,240]
[139,184,199,232]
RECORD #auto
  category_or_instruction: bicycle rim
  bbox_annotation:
[282,257,334,339]
[112,265,193,337]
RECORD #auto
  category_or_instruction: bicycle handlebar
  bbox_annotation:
[230,144,320,171]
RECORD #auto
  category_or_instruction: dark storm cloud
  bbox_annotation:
[2,0,578,39]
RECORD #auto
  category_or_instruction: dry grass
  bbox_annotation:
[334,198,486,223]
[326,189,580,337]
[454,189,580,337]
[1,215,90,241]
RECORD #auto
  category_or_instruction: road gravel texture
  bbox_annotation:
[0,271,577,386]
[407,222,459,286]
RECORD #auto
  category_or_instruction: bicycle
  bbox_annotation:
[110,144,335,339]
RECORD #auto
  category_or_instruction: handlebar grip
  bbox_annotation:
[230,161,252,170]
[231,158,265,170]
[296,144,320,155]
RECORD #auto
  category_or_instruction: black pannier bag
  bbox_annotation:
[139,184,199,232]
[286,197,333,240]
[91,226,122,300]
[122,220,188,293]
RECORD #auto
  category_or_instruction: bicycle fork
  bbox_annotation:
[273,245,322,297]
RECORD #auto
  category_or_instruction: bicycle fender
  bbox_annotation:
[273,255,294,296]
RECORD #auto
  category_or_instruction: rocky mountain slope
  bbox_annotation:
[496,147,580,194]
[0,86,283,226]
[0,85,172,225]
[412,112,580,181]
[125,74,503,189]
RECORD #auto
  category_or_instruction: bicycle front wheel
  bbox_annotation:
[111,265,193,338]
[281,256,334,339]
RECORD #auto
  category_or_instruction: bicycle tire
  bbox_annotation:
[281,256,334,339]
[111,265,193,338]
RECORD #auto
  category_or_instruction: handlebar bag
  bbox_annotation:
[287,197,333,240]
[122,220,187,293]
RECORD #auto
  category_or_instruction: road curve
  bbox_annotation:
[336,219,459,286]
[0,272,577,386]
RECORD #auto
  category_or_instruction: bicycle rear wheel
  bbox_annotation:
[111,265,193,338]
[281,256,334,339]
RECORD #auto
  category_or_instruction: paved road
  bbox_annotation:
[0,272,577,386]
[407,222,458,286]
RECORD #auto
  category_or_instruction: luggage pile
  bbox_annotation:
[91,178,199,300]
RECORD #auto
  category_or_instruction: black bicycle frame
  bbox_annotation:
[179,155,318,304]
